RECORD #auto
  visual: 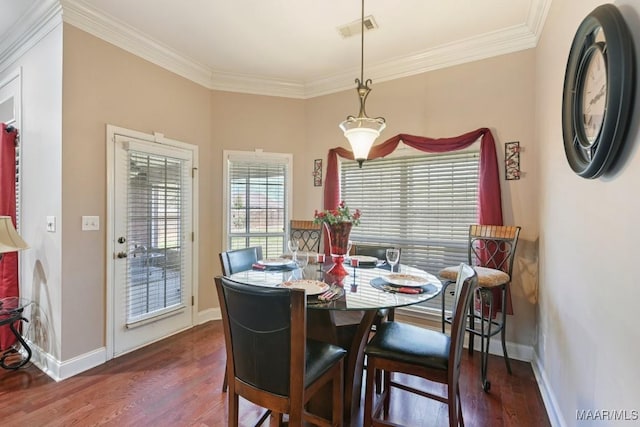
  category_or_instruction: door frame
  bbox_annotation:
[105,124,199,360]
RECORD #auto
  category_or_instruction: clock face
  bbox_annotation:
[581,48,607,145]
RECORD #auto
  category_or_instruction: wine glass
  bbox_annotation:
[288,238,300,261]
[386,248,400,273]
[295,252,309,271]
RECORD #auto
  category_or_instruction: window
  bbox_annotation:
[341,149,479,315]
[223,151,292,259]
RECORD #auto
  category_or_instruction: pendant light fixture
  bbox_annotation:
[339,0,386,168]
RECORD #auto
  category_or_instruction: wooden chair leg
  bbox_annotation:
[332,362,344,427]
[447,394,458,427]
[457,387,464,427]
[222,365,228,392]
[375,371,382,394]
[383,370,391,415]
[269,412,283,427]
[363,358,376,427]
[228,389,239,427]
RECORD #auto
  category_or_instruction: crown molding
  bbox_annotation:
[61,0,213,90]
[527,0,553,44]
[2,0,551,99]
[0,0,62,75]
[208,70,306,99]
[305,23,539,98]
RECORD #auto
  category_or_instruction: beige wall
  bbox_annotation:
[535,1,640,425]
[59,24,539,363]
[306,50,539,350]
[61,25,306,360]
[209,91,306,308]
[62,25,211,359]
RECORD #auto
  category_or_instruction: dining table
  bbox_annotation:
[226,256,443,423]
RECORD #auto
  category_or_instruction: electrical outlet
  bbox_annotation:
[82,216,100,231]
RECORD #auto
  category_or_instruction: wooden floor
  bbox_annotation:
[0,321,550,426]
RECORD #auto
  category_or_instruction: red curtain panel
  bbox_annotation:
[0,123,19,350]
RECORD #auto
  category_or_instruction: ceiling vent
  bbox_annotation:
[338,15,378,38]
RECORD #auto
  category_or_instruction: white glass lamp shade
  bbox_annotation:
[0,216,28,254]
[340,118,386,165]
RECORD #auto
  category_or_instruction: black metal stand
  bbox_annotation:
[0,300,32,370]
[441,281,511,392]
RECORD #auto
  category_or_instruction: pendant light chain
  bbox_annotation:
[339,0,386,167]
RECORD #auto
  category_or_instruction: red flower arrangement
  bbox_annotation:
[313,201,361,226]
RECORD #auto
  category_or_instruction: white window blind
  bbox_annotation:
[341,150,479,314]
[126,150,191,324]
[226,154,290,258]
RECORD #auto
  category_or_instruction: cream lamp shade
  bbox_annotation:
[341,122,386,165]
[0,216,28,254]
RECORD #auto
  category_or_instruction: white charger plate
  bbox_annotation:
[348,255,378,263]
[281,280,329,295]
[385,273,431,288]
[258,258,292,267]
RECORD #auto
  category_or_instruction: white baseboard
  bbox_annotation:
[197,307,221,324]
[484,336,533,362]
[532,353,566,427]
[29,308,220,381]
[28,342,107,382]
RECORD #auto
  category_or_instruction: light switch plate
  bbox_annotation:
[46,216,56,232]
[82,215,100,231]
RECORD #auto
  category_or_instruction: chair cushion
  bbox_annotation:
[365,322,450,371]
[439,265,509,288]
[305,339,347,387]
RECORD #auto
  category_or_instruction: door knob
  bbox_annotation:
[117,237,126,244]
[116,252,128,259]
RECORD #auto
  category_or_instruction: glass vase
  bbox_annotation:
[324,222,353,277]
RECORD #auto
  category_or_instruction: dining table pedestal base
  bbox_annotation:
[307,309,377,424]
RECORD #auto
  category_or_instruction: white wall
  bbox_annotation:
[0,23,64,367]
[535,1,640,425]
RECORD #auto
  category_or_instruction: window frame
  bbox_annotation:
[222,150,293,258]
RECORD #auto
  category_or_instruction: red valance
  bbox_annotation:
[323,127,512,314]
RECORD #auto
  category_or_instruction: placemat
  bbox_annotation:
[307,286,345,305]
[370,277,437,294]
[252,262,298,272]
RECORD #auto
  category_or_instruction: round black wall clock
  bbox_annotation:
[562,4,635,179]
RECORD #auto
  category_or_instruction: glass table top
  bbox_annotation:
[226,263,443,311]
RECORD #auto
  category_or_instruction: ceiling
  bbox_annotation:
[0,0,551,98]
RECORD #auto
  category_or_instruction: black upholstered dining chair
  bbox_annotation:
[215,276,346,427]
[363,263,478,427]
[218,246,263,393]
[352,244,400,264]
[219,246,263,275]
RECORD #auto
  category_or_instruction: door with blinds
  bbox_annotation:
[112,134,194,356]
